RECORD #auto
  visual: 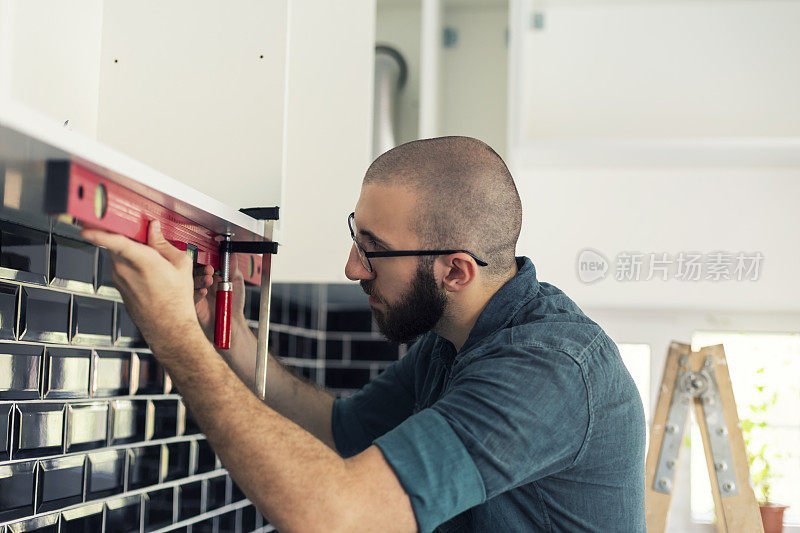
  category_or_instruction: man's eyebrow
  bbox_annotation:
[358,228,392,250]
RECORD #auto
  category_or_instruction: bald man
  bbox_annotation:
[83,137,646,532]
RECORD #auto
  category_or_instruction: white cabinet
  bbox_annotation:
[0,0,378,283]
[0,0,289,210]
[508,0,800,166]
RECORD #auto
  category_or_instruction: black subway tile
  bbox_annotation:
[36,455,85,512]
[218,510,237,533]
[350,339,400,361]
[231,480,245,502]
[87,449,126,499]
[105,495,141,533]
[0,343,42,399]
[111,399,147,445]
[13,403,64,458]
[0,221,48,284]
[241,504,258,532]
[324,368,372,390]
[127,445,162,489]
[143,487,175,531]
[277,332,290,357]
[296,336,318,359]
[243,285,261,322]
[42,347,91,399]
[61,502,104,533]
[205,474,228,510]
[164,441,191,481]
[70,296,113,346]
[19,287,70,344]
[115,303,146,347]
[93,350,131,397]
[287,302,300,327]
[177,480,203,521]
[192,518,215,533]
[269,295,282,324]
[184,407,201,435]
[293,366,317,383]
[150,399,179,440]
[195,438,217,473]
[66,402,108,452]
[4,513,59,532]
[325,339,343,360]
[0,402,10,461]
[326,309,373,332]
[0,461,36,522]
[134,352,164,395]
[96,248,120,297]
[48,235,95,293]
[0,282,18,340]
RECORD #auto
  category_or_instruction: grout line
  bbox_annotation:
[148,498,254,533]
[0,468,233,528]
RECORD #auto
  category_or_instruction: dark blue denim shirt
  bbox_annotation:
[332,257,646,532]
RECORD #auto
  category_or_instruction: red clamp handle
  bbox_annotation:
[214,285,232,349]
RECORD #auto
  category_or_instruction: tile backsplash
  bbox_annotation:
[263,283,406,398]
[0,210,272,533]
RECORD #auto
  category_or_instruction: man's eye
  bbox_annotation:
[368,240,383,251]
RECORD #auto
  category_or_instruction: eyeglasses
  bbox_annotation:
[348,212,488,273]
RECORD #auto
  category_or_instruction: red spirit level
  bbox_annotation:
[45,160,278,349]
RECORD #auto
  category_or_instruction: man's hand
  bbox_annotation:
[193,259,247,342]
[81,220,204,356]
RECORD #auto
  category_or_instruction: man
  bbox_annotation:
[83,136,645,532]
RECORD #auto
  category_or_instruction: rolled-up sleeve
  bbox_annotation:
[332,345,420,458]
[373,345,590,532]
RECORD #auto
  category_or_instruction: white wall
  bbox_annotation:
[270,1,377,283]
[439,2,508,157]
[512,165,800,312]
[509,0,800,313]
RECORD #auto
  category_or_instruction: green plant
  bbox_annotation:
[740,367,779,504]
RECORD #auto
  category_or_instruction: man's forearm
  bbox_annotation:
[156,327,359,532]
[219,318,337,450]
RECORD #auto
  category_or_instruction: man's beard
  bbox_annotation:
[361,261,447,344]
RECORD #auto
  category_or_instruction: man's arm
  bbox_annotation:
[82,222,418,532]
[194,264,336,449]
[222,317,337,450]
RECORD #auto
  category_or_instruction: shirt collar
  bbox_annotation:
[457,256,540,354]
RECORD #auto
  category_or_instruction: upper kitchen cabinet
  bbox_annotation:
[0,0,379,283]
[96,1,288,212]
[0,0,289,211]
[375,0,510,158]
[508,0,800,166]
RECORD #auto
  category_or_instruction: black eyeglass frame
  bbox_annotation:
[348,212,488,272]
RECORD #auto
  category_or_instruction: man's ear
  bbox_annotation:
[439,254,479,293]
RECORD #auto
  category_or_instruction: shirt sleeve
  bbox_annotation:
[331,341,422,458]
[373,344,590,533]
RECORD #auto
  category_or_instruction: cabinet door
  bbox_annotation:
[513,0,800,142]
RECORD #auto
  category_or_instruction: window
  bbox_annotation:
[616,343,651,420]
[690,331,800,525]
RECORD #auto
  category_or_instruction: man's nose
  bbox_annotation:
[345,243,375,281]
